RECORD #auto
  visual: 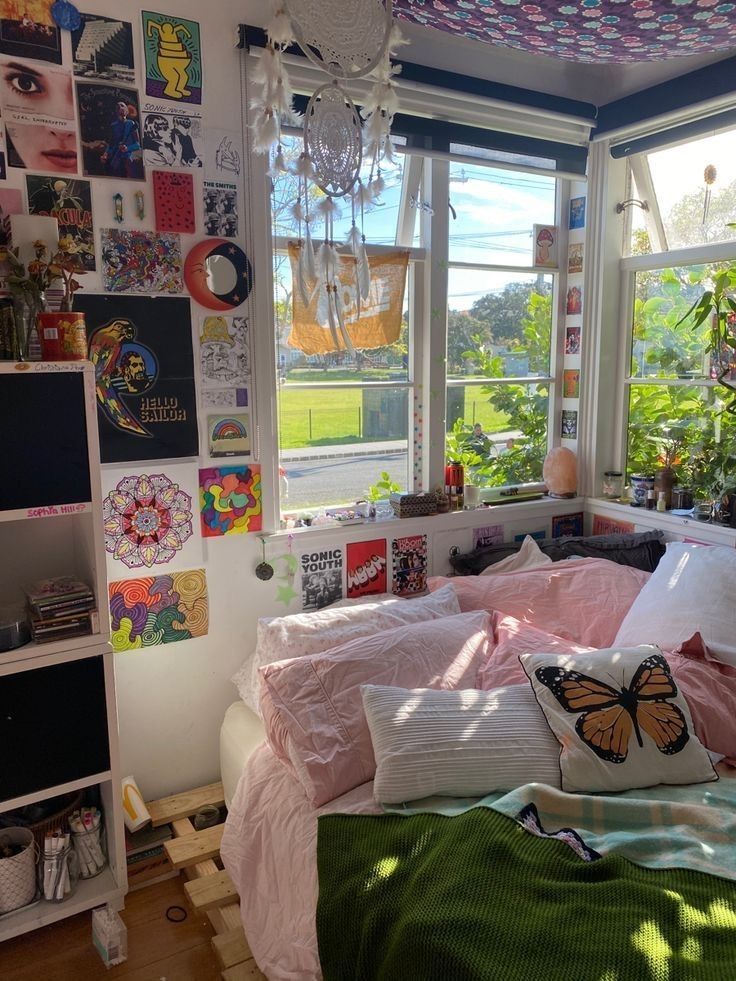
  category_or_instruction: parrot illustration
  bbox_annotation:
[88,319,153,437]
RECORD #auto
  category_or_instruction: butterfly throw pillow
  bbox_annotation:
[521,646,717,793]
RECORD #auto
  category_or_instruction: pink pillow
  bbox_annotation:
[480,614,736,765]
[259,611,491,806]
[429,559,650,649]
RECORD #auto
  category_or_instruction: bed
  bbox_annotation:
[221,540,736,981]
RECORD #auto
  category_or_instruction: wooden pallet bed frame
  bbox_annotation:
[147,782,266,980]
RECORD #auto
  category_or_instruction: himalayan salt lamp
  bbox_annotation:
[543,447,577,498]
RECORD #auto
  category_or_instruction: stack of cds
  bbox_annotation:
[24,575,95,644]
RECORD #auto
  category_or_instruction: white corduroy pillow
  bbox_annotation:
[362,684,561,804]
[613,542,736,667]
[232,584,462,714]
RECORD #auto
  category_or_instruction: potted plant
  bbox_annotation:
[647,427,684,509]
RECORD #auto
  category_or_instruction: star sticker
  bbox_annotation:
[275,582,298,605]
[437,259,447,270]
[275,553,299,575]
[232,294,240,302]
[431,307,439,318]
[228,246,237,254]
[430,389,441,399]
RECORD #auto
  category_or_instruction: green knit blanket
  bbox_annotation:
[316,806,736,981]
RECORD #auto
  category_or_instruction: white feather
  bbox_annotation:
[252,46,279,87]
[368,173,385,200]
[316,241,330,281]
[293,153,315,180]
[346,224,362,253]
[357,241,371,302]
[382,135,396,164]
[316,196,339,220]
[252,111,279,154]
[388,21,409,54]
[273,147,287,172]
[267,7,294,46]
[291,199,305,223]
[353,182,375,210]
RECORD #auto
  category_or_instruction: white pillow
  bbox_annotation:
[613,542,736,666]
[479,535,552,576]
[362,684,561,804]
[521,645,717,794]
[232,584,462,714]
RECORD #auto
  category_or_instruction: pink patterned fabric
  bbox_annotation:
[394,1,736,64]
[429,559,649,649]
[259,611,491,806]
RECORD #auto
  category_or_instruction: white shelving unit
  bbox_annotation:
[0,362,126,944]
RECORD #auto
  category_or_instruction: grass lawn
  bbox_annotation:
[278,384,511,449]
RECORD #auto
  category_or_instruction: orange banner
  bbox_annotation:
[287,243,409,355]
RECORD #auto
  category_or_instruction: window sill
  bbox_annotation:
[587,497,736,546]
[269,495,586,541]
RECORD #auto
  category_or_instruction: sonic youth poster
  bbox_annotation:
[26,175,95,271]
[301,548,342,611]
[346,540,387,599]
[141,105,202,168]
[473,524,503,549]
[77,293,198,464]
[0,2,61,64]
[392,535,427,596]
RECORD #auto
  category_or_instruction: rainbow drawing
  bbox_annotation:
[212,417,246,439]
[207,412,251,458]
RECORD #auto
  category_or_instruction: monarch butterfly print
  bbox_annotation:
[535,654,690,764]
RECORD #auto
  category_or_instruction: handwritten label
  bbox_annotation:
[26,502,89,518]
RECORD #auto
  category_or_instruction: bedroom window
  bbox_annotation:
[620,126,736,499]
[445,158,557,488]
[271,134,418,515]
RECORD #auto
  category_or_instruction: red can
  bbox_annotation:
[38,312,88,361]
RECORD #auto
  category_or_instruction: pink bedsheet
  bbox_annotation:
[221,742,379,981]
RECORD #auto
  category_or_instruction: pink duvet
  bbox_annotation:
[221,742,378,981]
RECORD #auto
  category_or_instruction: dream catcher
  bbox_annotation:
[250,0,405,352]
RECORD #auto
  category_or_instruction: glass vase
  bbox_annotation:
[12,292,45,362]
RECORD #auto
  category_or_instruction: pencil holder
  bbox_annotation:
[42,841,78,903]
[71,822,107,880]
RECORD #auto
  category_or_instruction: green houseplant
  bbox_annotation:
[676,263,736,414]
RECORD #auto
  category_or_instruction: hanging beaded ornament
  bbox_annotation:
[285,0,393,79]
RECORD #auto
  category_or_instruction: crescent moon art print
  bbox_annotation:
[184,238,253,311]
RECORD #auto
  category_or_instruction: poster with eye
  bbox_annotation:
[562,368,580,399]
[101,228,183,294]
[199,315,249,389]
[391,534,427,597]
[301,548,343,611]
[346,539,387,599]
[109,568,208,652]
[0,2,61,64]
[101,464,202,577]
[0,186,22,245]
[561,409,578,439]
[207,412,251,458]
[26,175,95,271]
[142,11,202,106]
[203,181,238,237]
[1,59,77,173]
[153,170,195,233]
[71,14,134,83]
[77,293,198,464]
[141,105,202,168]
[76,82,144,180]
[199,465,261,537]
[205,129,241,182]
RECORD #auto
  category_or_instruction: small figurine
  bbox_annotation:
[134,191,145,220]
[113,193,123,223]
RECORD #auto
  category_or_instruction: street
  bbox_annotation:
[282,451,407,511]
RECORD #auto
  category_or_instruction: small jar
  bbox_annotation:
[645,489,656,510]
[656,491,667,512]
[602,471,623,499]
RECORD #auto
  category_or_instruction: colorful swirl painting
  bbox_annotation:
[109,568,208,652]
[199,465,261,537]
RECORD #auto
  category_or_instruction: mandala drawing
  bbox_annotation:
[103,473,194,568]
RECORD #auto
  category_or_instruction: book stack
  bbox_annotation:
[125,823,176,891]
[24,575,96,644]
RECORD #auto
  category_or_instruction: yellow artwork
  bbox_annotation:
[142,10,202,106]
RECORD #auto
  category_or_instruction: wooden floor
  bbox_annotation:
[0,877,221,981]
